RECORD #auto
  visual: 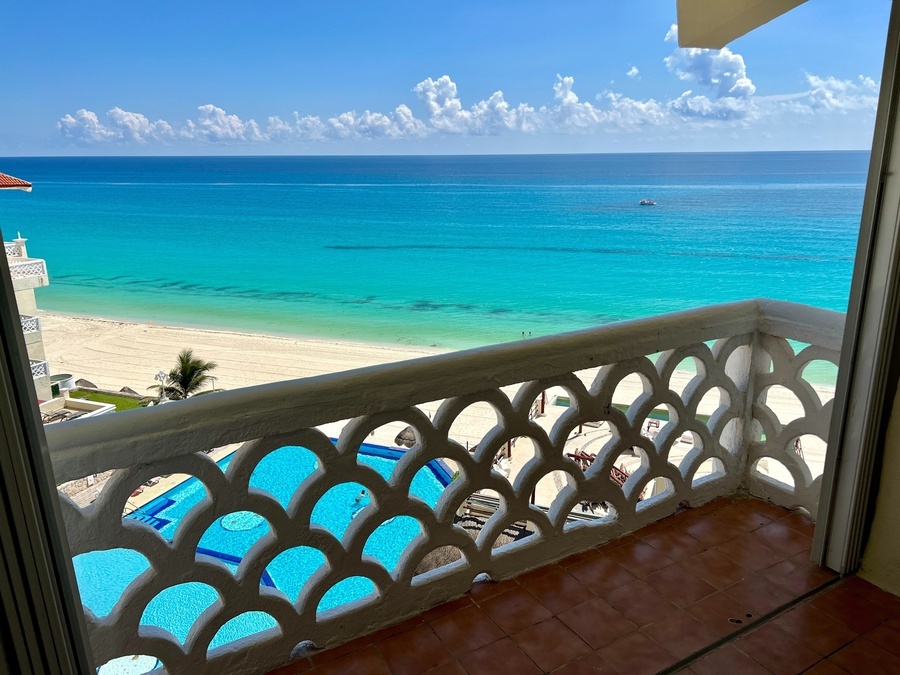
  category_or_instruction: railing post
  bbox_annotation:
[13,236,27,259]
[745,332,773,489]
[722,326,770,488]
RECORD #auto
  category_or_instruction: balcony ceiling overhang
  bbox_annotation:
[676,0,808,48]
[0,172,32,192]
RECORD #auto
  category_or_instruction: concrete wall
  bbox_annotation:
[23,332,46,360]
[860,380,900,593]
[14,287,36,314]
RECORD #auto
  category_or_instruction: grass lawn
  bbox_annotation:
[69,390,145,412]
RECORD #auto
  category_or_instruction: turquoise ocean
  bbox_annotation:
[0,152,867,382]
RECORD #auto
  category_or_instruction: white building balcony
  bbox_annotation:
[47,299,843,673]
[9,258,49,291]
[40,398,116,425]
[20,313,42,334]
[5,240,22,257]
[20,314,44,352]
[30,359,50,379]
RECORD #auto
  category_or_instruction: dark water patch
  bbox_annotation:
[337,296,377,305]
[326,243,853,264]
[409,300,478,312]
[410,300,445,312]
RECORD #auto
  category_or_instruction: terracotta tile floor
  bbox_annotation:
[269,497,900,674]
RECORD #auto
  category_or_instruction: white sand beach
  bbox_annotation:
[41,313,446,392]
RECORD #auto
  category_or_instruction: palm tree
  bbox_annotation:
[149,349,218,401]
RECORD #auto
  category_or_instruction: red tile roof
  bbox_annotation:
[0,172,32,191]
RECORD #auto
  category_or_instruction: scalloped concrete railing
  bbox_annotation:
[47,299,843,674]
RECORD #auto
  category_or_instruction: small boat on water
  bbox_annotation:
[639,199,657,206]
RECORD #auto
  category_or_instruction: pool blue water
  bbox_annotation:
[72,443,450,655]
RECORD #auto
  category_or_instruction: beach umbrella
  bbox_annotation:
[394,426,416,448]
[0,172,32,192]
[676,0,806,48]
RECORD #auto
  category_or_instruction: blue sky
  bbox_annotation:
[0,1,891,155]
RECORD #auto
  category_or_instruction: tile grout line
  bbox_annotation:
[657,573,845,674]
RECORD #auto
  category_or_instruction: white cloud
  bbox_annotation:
[323,104,429,139]
[664,24,756,100]
[182,104,264,142]
[668,91,755,122]
[546,75,606,130]
[601,92,668,128]
[56,25,878,148]
[803,74,879,112]
[265,112,328,142]
[58,108,174,143]
[413,76,536,134]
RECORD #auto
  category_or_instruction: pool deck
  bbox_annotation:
[81,368,829,519]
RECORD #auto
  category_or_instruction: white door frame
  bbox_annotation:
[814,0,900,573]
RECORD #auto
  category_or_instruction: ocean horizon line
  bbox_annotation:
[0,148,872,161]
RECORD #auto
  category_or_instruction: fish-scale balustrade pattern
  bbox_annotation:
[746,335,841,514]
[50,301,842,673]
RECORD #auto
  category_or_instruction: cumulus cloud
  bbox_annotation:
[660,24,758,121]
[546,75,606,130]
[58,108,174,143]
[664,24,756,99]
[804,74,879,111]
[414,76,536,134]
[668,92,754,122]
[183,104,264,142]
[57,25,877,147]
[601,92,668,128]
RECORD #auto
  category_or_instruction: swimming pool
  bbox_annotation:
[73,442,452,666]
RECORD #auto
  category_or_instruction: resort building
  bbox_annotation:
[5,232,53,401]
[3,176,114,422]
[7,4,900,675]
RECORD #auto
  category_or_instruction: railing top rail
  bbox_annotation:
[756,299,844,351]
[46,299,844,482]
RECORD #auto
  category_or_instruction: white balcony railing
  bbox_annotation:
[30,359,49,379]
[9,258,47,280]
[48,299,843,673]
[4,240,21,257]
[20,314,41,334]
